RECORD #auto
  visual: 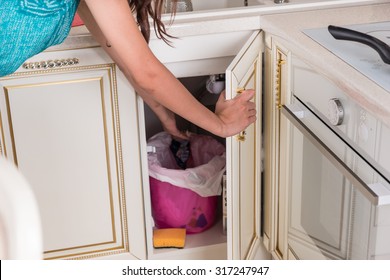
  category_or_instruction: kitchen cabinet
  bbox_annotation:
[264,35,390,260]
[0,28,267,260]
[0,47,147,260]
[2,1,378,260]
[226,31,263,260]
[143,30,265,260]
[150,2,390,261]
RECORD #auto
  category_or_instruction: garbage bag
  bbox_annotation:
[147,132,226,197]
[147,132,225,233]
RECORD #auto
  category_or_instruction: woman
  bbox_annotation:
[0,0,256,139]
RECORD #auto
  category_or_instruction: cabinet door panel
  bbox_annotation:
[0,51,146,259]
[225,31,263,260]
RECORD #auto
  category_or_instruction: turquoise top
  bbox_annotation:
[0,0,80,77]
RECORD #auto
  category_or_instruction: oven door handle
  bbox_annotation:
[281,104,380,206]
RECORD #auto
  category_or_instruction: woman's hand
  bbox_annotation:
[214,89,257,137]
[160,109,189,140]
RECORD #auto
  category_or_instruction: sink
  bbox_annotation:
[192,0,265,11]
[184,0,337,11]
[165,0,370,12]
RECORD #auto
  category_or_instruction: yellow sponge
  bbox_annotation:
[153,228,186,249]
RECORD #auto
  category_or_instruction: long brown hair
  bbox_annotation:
[128,0,176,44]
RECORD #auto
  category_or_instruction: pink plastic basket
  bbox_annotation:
[150,177,218,233]
[148,132,225,234]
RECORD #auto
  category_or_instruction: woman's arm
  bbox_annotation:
[77,0,187,139]
[78,0,256,138]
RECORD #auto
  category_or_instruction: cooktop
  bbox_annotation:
[304,21,390,92]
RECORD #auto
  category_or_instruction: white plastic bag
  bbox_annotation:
[147,132,226,197]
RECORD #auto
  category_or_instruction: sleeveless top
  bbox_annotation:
[0,0,80,77]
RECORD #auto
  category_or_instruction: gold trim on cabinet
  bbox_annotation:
[46,246,126,260]
[99,75,118,246]
[252,92,260,258]
[1,64,130,259]
[275,47,286,259]
[4,90,18,166]
[0,63,113,79]
[108,66,130,253]
[275,49,286,110]
[236,88,246,142]
[235,71,255,143]
[237,59,259,259]
[0,111,5,156]
[4,78,99,90]
[45,240,117,255]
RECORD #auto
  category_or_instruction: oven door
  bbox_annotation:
[281,97,390,260]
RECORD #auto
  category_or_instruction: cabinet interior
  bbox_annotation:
[143,74,229,259]
[145,75,225,143]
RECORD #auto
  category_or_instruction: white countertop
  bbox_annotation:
[62,0,385,45]
[260,3,390,126]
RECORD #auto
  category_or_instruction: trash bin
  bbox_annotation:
[147,132,226,233]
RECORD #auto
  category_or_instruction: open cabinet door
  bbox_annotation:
[225,31,263,259]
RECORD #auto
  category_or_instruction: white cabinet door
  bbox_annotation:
[225,31,263,260]
[0,48,146,260]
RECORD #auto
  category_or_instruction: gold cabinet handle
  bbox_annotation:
[236,88,245,94]
[236,88,246,142]
[236,130,247,142]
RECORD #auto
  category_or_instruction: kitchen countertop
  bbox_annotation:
[159,0,383,23]
[60,0,385,47]
[260,3,390,126]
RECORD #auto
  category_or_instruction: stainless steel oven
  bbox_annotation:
[279,57,390,260]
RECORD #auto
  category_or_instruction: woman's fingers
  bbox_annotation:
[235,89,257,122]
[235,89,255,102]
[215,89,257,137]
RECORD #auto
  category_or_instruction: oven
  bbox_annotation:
[279,56,390,260]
